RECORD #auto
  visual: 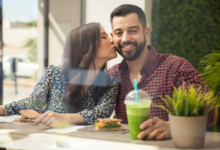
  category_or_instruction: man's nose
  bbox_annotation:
[121,32,130,42]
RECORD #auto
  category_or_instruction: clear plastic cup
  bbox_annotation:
[124,90,151,140]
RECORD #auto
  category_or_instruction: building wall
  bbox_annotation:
[3,26,37,49]
[37,0,81,79]
[37,0,44,79]
[48,0,81,66]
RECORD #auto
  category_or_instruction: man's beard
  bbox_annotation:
[116,38,146,61]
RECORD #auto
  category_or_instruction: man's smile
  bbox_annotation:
[120,42,136,52]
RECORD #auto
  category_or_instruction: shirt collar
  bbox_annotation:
[141,45,158,76]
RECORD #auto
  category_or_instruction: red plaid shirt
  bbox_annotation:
[107,45,214,127]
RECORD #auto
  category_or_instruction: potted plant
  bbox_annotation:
[155,84,216,149]
[199,50,220,132]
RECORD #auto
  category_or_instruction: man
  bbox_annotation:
[107,4,215,140]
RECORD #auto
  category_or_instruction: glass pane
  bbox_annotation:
[2,0,38,104]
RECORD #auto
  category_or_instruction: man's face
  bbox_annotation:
[111,13,149,61]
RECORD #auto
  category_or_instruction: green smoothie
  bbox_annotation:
[126,103,150,140]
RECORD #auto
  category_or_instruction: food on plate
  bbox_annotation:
[95,118,124,131]
[16,109,40,123]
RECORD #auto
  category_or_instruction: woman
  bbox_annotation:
[0,23,120,127]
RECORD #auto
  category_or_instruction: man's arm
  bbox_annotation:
[173,58,215,128]
[137,58,212,140]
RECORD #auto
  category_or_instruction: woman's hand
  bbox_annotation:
[34,111,69,128]
[0,106,7,116]
[137,117,171,140]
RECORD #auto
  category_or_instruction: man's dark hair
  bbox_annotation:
[110,4,147,29]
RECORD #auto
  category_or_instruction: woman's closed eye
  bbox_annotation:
[101,32,108,39]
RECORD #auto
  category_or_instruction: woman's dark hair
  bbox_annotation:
[110,4,147,29]
[63,23,108,113]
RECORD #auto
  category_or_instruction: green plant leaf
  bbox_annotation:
[154,84,216,116]
[153,104,172,114]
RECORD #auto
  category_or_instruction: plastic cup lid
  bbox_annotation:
[124,89,152,104]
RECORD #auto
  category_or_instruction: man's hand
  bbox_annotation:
[137,117,171,140]
[34,111,69,128]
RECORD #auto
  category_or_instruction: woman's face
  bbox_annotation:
[95,27,117,62]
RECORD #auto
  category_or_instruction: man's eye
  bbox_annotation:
[129,30,137,34]
[115,32,122,36]
[101,37,107,39]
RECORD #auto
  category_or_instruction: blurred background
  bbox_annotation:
[0,0,219,111]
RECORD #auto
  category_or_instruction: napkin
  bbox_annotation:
[0,115,20,123]
[45,125,86,134]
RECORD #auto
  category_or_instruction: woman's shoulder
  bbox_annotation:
[46,64,62,70]
[44,65,65,80]
[106,74,121,87]
[45,65,62,73]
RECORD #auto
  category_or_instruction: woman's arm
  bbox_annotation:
[34,111,86,127]
[34,84,119,127]
[0,106,7,116]
[34,77,120,127]
[79,78,120,125]
[4,65,54,115]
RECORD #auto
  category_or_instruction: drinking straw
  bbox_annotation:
[134,79,139,102]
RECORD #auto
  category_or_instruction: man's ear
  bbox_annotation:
[110,33,113,37]
[144,27,150,40]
